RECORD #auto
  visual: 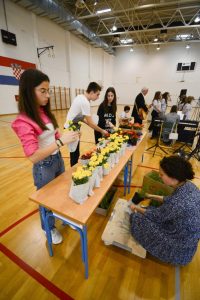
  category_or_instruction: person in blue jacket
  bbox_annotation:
[130,155,200,266]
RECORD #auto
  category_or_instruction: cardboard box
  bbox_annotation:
[142,171,174,196]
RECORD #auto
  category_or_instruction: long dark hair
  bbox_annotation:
[18,69,58,130]
[153,91,162,101]
[102,87,117,114]
[162,92,170,105]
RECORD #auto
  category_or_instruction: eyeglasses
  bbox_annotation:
[35,88,52,95]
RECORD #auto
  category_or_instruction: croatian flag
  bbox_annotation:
[0,56,36,85]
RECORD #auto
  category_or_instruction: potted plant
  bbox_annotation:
[95,186,117,216]
[69,166,92,204]
[64,120,82,152]
[80,149,95,165]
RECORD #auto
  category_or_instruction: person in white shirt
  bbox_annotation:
[65,82,108,166]
[161,92,171,116]
[182,96,194,120]
[149,91,162,137]
[120,105,131,119]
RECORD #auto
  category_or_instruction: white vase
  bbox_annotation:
[88,169,98,196]
[110,153,116,168]
[80,158,90,166]
[103,166,110,176]
[94,169,101,188]
[69,181,89,204]
[67,138,79,153]
[115,152,120,164]
[97,165,103,181]
[121,143,127,155]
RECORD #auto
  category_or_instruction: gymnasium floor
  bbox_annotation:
[0,108,199,300]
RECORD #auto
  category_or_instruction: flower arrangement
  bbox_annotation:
[65,120,82,131]
[72,166,92,185]
[80,149,95,160]
[122,130,139,145]
[132,123,144,130]
[119,117,134,129]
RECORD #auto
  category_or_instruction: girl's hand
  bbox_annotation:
[60,131,79,145]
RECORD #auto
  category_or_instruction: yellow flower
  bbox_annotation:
[103,163,109,169]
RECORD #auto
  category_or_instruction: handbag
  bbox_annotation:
[135,102,148,120]
[169,132,178,140]
[138,108,148,120]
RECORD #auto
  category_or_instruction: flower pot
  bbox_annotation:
[97,165,103,181]
[88,168,98,196]
[110,153,116,168]
[80,158,90,166]
[103,166,110,176]
[69,181,89,204]
[115,151,120,164]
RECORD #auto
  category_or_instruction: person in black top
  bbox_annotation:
[94,87,117,144]
[131,87,149,124]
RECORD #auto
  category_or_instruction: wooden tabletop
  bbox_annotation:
[29,133,146,225]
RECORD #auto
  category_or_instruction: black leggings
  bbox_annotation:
[70,141,80,167]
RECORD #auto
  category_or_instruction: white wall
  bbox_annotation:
[1,0,199,115]
[0,0,114,114]
[113,44,200,106]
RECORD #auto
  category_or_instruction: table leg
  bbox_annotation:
[128,159,132,194]
[123,163,128,196]
[53,214,89,279]
[82,225,88,279]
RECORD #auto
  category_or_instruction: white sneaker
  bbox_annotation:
[50,228,63,244]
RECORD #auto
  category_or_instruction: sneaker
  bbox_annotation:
[51,228,63,245]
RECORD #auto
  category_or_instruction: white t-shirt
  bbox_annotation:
[152,99,161,113]
[65,94,91,127]
[120,111,129,119]
[182,103,192,119]
[38,123,58,154]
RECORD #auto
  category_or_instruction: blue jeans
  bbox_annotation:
[33,151,65,230]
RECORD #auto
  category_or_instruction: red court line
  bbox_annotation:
[0,209,38,238]
[0,243,74,300]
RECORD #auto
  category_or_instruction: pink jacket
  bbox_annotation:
[12,109,60,156]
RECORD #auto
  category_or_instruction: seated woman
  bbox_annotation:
[162,105,180,143]
[130,156,200,266]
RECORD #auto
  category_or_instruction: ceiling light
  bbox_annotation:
[154,37,158,42]
[96,8,111,14]
[111,25,117,31]
[94,1,98,5]
[194,16,200,23]
[156,45,160,50]
[186,44,191,49]
[130,48,134,52]
[120,38,133,44]
[176,34,190,40]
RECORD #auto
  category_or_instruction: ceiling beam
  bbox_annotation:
[77,1,200,20]
[97,24,200,37]
[112,39,200,48]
